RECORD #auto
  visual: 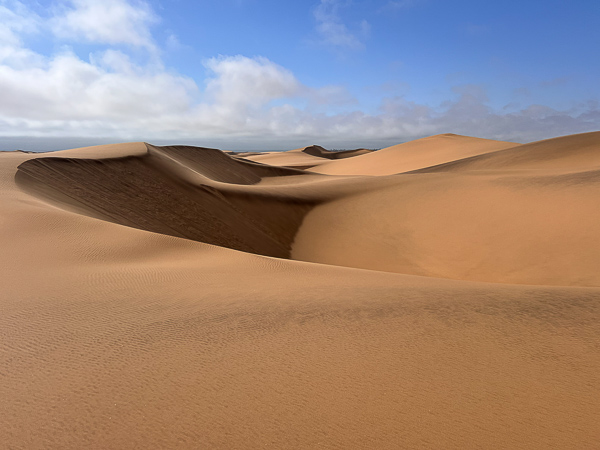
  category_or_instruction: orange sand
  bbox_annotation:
[2,133,600,448]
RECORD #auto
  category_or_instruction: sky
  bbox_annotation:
[0,0,599,151]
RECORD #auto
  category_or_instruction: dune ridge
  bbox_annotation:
[412,131,600,173]
[16,143,316,258]
[240,144,372,169]
[300,145,373,159]
[309,133,520,175]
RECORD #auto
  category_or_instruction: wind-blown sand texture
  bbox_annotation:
[2,133,600,448]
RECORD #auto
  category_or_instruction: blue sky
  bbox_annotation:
[0,0,598,150]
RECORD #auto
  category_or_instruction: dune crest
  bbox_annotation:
[292,132,600,286]
[16,143,316,258]
[309,133,520,175]
[241,144,371,169]
[414,131,600,173]
[300,145,373,159]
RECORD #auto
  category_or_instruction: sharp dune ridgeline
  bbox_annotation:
[2,132,600,448]
[16,143,317,259]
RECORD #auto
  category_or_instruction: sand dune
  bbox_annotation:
[16,144,314,259]
[293,132,600,285]
[293,169,600,285]
[2,133,600,448]
[241,144,372,169]
[242,150,327,169]
[414,130,600,173]
[298,144,373,159]
[309,133,519,175]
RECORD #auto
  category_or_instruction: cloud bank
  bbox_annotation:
[0,0,598,150]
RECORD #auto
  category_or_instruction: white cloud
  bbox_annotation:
[378,90,600,144]
[313,0,368,50]
[51,0,158,49]
[0,1,43,67]
[0,0,598,150]
[0,45,598,147]
[308,84,357,108]
[203,56,301,109]
[0,1,37,46]
[0,49,195,121]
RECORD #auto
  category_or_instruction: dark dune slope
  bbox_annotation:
[16,144,316,258]
[148,144,302,184]
[301,145,373,159]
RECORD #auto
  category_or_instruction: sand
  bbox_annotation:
[309,133,520,176]
[2,133,600,449]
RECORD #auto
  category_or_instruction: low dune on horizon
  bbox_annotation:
[2,131,600,448]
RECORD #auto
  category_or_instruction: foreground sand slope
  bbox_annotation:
[1,138,600,449]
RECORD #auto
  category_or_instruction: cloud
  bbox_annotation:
[0,1,44,67]
[51,0,158,49]
[308,84,357,108]
[0,1,38,45]
[204,56,301,109]
[390,89,600,144]
[0,49,196,129]
[0,0,598,150]
[313,0,368,50]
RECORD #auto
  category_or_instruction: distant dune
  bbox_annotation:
[413,131,600,173]
[309,133,520,175]
[293,132,600,286]
[241,147,330,169]
[299,145,373,159]
[2,132,600,448]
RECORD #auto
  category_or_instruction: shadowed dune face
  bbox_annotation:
[16,144,316,259]
[149,144,303,183]
[301,145,373,159]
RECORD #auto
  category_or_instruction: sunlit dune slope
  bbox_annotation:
[242,150,326,169]
[310,133,519,175]
[414,131,600,173]
[241,145,372,169]
[293,132,600,286]
[292,169,600,286]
